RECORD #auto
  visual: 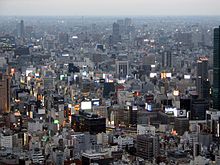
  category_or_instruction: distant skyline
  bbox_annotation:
[0,0,220,16]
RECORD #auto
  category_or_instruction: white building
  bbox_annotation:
[0,57,7,67]
[190,155,211,165]
[137,124,156,136]
[97,132,108,146]
[113,135,133,149]
[28,120,44,133]
[0,133,16,149]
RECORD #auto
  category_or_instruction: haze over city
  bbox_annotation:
[1,0,220,165]
[0,0,220,16]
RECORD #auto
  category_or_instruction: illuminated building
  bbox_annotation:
[0,36,16,51]
[0,73,10,114]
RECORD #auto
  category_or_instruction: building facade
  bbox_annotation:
[213,27,220,110]
[0,74,10,114]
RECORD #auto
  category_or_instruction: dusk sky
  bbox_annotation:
[0,0,220,16]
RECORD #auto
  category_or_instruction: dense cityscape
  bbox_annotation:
[0,14,220,165]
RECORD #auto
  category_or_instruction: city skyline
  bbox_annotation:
[0,0,220,164]
[0,0,220,16]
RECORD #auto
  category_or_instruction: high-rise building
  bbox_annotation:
[174,118,189,136]
[213,27,220,110]
[58,32,69,45]
[190,99,209,120]
[116,60,129,79]
[124,18,132,28]
[17,20,24,38]
[197,57,208,82]
[0,73,10,114]
[112,22,121,44]
[128,105,137,126]
[25,26,33,39]
[79,111,106,135]
[174,32,192,47]
[117,19,124,34]
[196,57,210,99]
[137,134,160,161]
[162,51,172,68]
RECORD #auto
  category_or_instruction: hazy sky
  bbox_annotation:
[0,0,220,16]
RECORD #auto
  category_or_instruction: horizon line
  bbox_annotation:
[1,14,220,17]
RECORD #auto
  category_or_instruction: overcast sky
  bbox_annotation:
[0,0,220,16]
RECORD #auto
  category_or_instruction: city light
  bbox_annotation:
[0,5,218,164]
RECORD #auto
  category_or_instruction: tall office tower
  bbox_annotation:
[196,57,210,99]
[213,27,220,110]
[124,18,131,32]
[117,19,124,34]
[174,32,193,47]
[17,20,24,38]
[116,60,129,79]
[137,134,160,161]
[141,54,155,76]
[190,99,209,120]
[174,118,189,136]
[124,18,132,28]
[162,51,172,68]
[112,22,121,44]
[58,32,69,45]
[128,105,137,126]
[0,73,10,114]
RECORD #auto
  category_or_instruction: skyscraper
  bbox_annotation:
[196,57,209,99]
[116,60,129,79]
[17,20,24,37]
[0,73,10,114]
[112,22,121,44]
[137,134,160,161]
[162,51,172,68]
[117,19,124,34]
[213,27,220,110]
[58,32,69,45]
